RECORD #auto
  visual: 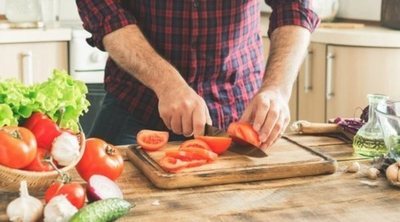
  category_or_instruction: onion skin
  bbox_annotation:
[386,162,400,186]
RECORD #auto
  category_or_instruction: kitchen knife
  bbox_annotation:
[204,124,268,158]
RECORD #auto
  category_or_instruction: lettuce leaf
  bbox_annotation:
[0,70,90,132]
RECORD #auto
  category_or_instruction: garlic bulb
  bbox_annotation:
[386,162,400,186]
[51,132,80,166]
[44,195,78,222]
[6,180,43,222]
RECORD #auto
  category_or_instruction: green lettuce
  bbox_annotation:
[0,69,90,132]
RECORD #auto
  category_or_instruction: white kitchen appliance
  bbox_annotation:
[69,26,108,134]
[69,28,108,83]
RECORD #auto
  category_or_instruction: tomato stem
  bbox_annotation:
[105,145,116,156]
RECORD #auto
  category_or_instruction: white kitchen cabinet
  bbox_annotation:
[297,43,400,123]
[325,45,400,120]
[0,42,68,84]
[298,43,326,123]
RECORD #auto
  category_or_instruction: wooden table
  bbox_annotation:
[1,135,400,222]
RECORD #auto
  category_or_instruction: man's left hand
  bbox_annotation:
[240,87,290,150]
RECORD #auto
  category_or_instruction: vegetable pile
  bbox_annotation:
[0,69,90,132]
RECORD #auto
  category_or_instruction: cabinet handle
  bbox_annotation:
[304,50,314,93]
[21,51,33,85]
[326,52,335,100]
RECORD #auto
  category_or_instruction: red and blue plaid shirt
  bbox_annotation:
[77,0,319,130]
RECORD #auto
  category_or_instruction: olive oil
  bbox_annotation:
[352,94,389,158]
[353,134,387,157]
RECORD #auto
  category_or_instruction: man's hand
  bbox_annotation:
[104,25,212,136]
[242,25,311,150]
[241,87,290,150]
[158,85,212,137]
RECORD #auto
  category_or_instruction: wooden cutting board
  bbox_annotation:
[126,137,337,189]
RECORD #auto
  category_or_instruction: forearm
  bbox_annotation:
[103,25,187,97]
[262,25,311,100]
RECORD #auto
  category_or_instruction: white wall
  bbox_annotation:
[260,0,381,21]
[0,0,382,22]
[0,0,81,21]
[337,0,381,21]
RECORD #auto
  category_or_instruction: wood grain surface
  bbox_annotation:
[127,137,337,189]
[1,135,399,222]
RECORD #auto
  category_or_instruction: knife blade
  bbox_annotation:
[204,124,268,158]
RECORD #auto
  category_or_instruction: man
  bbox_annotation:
[76,0,319,150]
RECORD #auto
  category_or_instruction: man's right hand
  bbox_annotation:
[157,84,212,137]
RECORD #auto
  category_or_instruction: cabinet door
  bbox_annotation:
[0,42,68,84]
[326,45,400,120]
[262,37,298,127]
[298,43,326,122]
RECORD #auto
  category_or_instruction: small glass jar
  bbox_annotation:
[376,100,400,160]
[353,94,389,157]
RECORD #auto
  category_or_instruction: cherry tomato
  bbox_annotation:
[24,148,53,171]
[179,147,218,162]
[137,130,169,151]
[180,139,211,150]
[45,182,86,209]
[0,126,37,169]
[76,138,124,181]
[194,136,232,155]
[24,112,61,150]
[227,122,261,147]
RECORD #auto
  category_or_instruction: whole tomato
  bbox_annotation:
[45,182,86,209]
[76,138,124,181]
[0,126,37,169]
[24,148,53,171]
[24,112,61,150]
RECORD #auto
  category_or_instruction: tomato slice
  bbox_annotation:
[158,156,190,173]
[194,136,232,155]
[137,130,169,151]
[180,139,211,150]
[179,147,218,162]
[165,149,206,161]
[227,122,261,147]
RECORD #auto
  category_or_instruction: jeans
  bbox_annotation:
[89,93,185,145]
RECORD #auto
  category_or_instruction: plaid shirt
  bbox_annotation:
[77,0,319,130]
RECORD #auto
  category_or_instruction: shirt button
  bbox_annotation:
[193,0,199,8]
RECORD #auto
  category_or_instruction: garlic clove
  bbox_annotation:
[345,162,360,173]
[367,167,380,180]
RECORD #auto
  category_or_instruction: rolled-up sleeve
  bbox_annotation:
[265,0,320,37]
[76,0,137,51]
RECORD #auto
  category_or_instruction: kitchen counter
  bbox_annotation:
[0,27,71,44]
[261,14,400,48]
[1,135,400,221]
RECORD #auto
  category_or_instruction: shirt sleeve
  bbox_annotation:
[265,0,320,37]
[75,0,137,51]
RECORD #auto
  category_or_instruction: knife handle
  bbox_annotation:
[290,120,340,134]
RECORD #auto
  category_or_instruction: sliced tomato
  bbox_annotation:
[227,122,261,147]
[158,156,190,173]
[194,136,232,155]
[137,130,169,151]
[180,139,211,150]
[165,149,205,161]
[179,147,218,162]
